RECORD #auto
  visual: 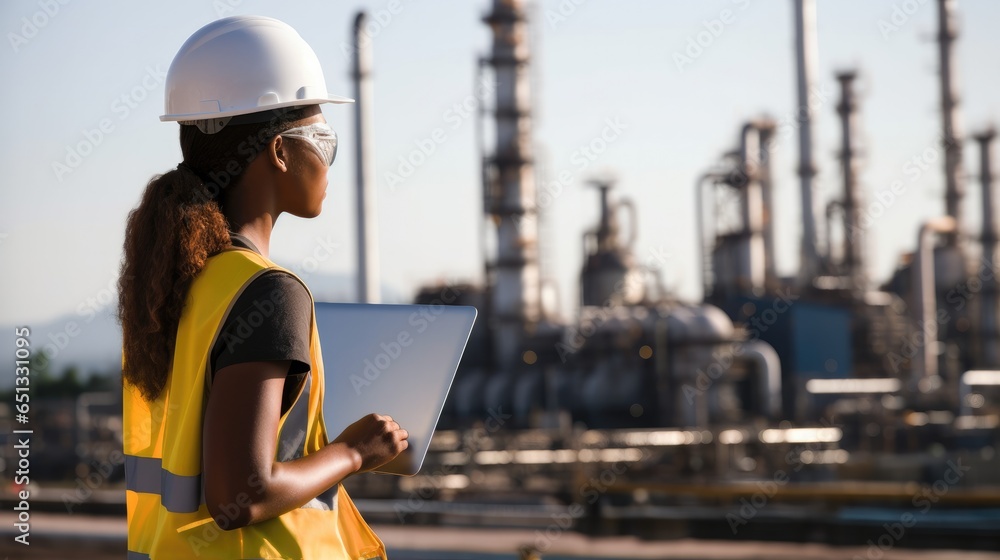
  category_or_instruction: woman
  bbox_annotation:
[117,15,406,559]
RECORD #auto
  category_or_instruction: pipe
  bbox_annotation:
[653,318,671,425]
[793,0,822,283]
[912,216,957,385]
[756,119,778,289]
[836,70,866,291]
[580,230,592,308]
[696,174,709,298]
[474,57,500,368]
[618,197,638,251]
[739,123,766,294]
[352,13,380,303]
[825,199,842,266]
[476,58,491,288]
[937,0,966,247]
[976,128,998,366]
[696,172,726,298]
[740,340,783,419]
[484,0,542,369]
[595,181,614,251]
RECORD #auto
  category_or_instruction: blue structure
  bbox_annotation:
[719,296,853,420]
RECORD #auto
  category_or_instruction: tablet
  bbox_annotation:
[314,302,477,476]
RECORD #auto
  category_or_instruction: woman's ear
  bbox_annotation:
[267,134,288,172]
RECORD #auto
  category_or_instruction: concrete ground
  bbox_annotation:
[1,513,998,559]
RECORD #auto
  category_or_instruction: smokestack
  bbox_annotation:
[353,12,380,303]
[976,128,998,366]
[756,119,778,289]
[739,123,767,293]
[793,0,822,284]
[937,0,966,247]
[484,0,542,369]
[580,179,642,307]
[836,70,866,291]
[595,182,615,252]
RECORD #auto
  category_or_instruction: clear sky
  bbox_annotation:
[2,0,999,326]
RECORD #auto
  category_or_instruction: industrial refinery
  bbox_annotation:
[343,0,1000,549]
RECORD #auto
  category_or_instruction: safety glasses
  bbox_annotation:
[280,122,339,166]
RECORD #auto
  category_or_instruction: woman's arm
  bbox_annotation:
[202,359,407,529]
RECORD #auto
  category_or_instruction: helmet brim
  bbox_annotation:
[160,93,355,123]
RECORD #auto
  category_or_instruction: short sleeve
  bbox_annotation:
[210,270,313,378]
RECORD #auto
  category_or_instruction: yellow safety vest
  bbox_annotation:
[122,247,386,559]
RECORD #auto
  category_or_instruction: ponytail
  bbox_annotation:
[117,167,230,401]
[118,106,314,401]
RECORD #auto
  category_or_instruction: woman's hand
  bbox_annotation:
[332,413,409,473]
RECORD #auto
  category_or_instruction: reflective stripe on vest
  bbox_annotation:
[278,375,311,462]
[124,372,316,514]
[122,248,384,559]
[124,455,201,514]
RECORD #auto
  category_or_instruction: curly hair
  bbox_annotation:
[117,106,312,401]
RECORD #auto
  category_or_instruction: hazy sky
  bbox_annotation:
[2,0,999,327]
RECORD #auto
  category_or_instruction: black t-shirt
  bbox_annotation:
[209,233,312,416]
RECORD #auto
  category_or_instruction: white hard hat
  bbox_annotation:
[161,15,353,133]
